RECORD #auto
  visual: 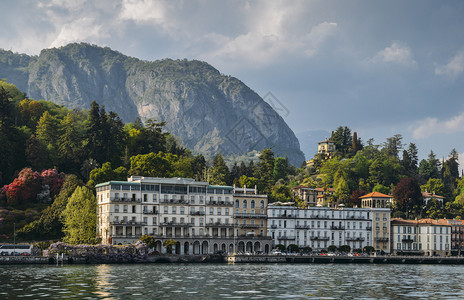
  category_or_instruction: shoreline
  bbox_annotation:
[2,254,464,265]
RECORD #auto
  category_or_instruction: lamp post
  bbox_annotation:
[13,222,16,256]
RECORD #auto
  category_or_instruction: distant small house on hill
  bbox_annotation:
[317,139,336,160]
[422,191,445,206]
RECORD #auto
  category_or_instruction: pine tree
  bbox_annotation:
[257,148,275,194]
[209,153,230,185]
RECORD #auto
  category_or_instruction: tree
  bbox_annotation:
[328,245,338,252]
[238,175,259,189]
[287,244,299,253]
[393,178,423,218]
[418,151,440,182]
[163,238,176,254]
[331,126,352,156]
[138,234,155,249]
[382,134,403,158]
[420,178,445,196]
[25,135,48,171]
[61,186,97,244]
[257,148,275,194]
[58,113,84,173]
[129,152,174,178]
[273,157,289,181]
[209,153,230,185]
[339,245,351,253]
[275,244,286,252]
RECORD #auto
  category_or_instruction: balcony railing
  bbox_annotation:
[234,213,267,219]
[331,225,345,230]
[310,236,330,241]
[402,238,414,243]
[270,224,277,229]
[347,215,366,220]
[143,210,158,214]
[279,214,295,218]
[295,225,311,229]
[239,224,260,229]
[206,201,234,206]
[190,211,206,216]
[277,236,296,240]
[111,197,141,203]
[365,226,372,230]
[161,199,189,205]
[346,237,365,241]
[205,222,234,228]
[110,220,144,226]
[159,222,192,227]
[375,237,389,242]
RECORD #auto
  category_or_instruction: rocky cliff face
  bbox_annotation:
[0,43,305,165]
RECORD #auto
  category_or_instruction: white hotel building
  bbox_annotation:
[267,204,373,251]
[96,176,272,254]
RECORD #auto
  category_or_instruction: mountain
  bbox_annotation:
[0,43,305,165]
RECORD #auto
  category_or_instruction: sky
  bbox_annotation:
[1,0,464,170]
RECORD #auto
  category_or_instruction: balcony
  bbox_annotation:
[346,237,365,241]
[161,199,190,205]
[143,210,158,215]
[375,237,389,242]
[278,236,296,240]
[402,238,414,243]
[190,211,206,216]
[234,213,267,219]
[365,226,372,230]
[239,224,260,229]
[310,236,330,241]
[207,201,234,206]
[159,222,192,227]
[110,220,144,226]
[111,197,141,203]
[295,225,311,229]
[331,225,345,230]
[347,215,366,220]
[279,214,295,218]
[270,224,277,229]
[205,222,234,228]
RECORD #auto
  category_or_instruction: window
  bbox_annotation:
[115,193,119,199]
[199,228,203,236]
[225,208,229,216]
[180,207,185,214]
[180,217,184,224]
[210,207,214,215]
[114,216,119,223]
[251,200,255,208]
[200,196,204,204]
[164,195,168,201]
[164,206,168,214]
[200,218,204,226]
[132,205,136,213]
[218,208,222,215]
[172,207,176,214]
[191,196,195,204]
[153,217,156,225]
[143,217,147,224]
[115,205,119,213]
[153,194,157,202]
[243,200,247,208]
[260,200,265,208]
[235,199,240,208]
[123,205,128,213]
[143,194,147,202]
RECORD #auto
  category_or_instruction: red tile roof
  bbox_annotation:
[359,192,392,199]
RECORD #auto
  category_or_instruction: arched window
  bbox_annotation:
[235,199,240,208]
[260,200,265,208]
[243,199,248,208]
[251,200,255,208]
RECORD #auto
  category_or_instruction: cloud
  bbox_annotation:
[435,51,464,80]
[412,112,464,139]
[369,42,417,67]
[119,0,179,33]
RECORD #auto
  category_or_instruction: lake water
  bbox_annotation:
[1,263,464,299]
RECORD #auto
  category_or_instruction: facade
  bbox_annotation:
[233,186,270,253]
[439,219,463,256]
[360,192,392,253]
[317,139,336,159]
[291,185,318,206]
[96,176,272,255]
[267,204,373,251]
[391,218,451,256]
[422,192,445,206]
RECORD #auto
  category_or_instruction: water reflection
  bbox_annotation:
[1,264,464,299]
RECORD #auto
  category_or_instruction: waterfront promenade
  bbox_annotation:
[2,254,464,265]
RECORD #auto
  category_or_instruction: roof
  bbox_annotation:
[391,218,455,226]
[422,192,445,199]
[315,187,335,192]
[318,139,334,144]
[359,192,392,199]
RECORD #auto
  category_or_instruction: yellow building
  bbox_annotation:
[360,192,392,253]
[317,139,336,159]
